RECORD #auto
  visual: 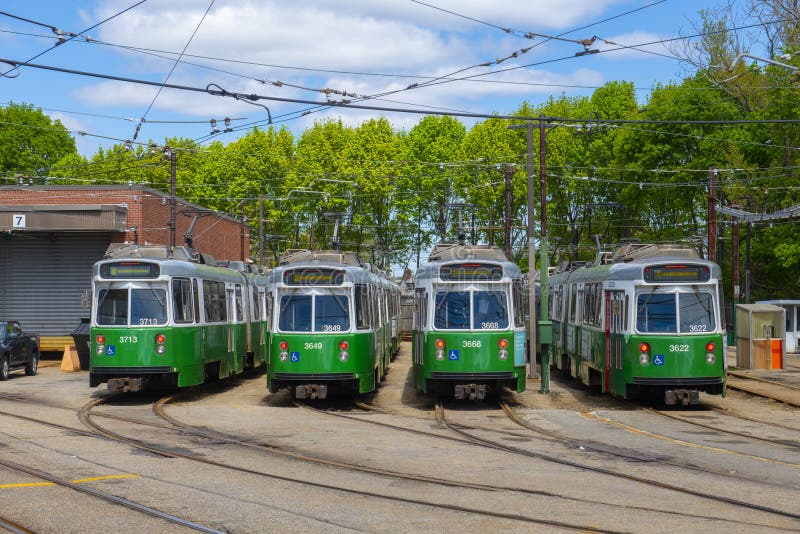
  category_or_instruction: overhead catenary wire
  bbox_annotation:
[0,1,148,78]
[130,0,215,143]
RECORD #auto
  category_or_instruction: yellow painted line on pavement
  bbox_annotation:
[581,411,800,467]
[0,474,139,489]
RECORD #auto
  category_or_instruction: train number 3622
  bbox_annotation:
[669,344,689,352]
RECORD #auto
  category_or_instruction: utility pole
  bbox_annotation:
[504,164,514,259]
[708,167,717,262]
[508,117,554,385]
[258,195,265,266]
[537,114,551,394]
[745,220,751,304]
[240,201,247,262]
[732,211,740,315]
[168,148,177,251]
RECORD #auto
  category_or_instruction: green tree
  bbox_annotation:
[0,102,77,180]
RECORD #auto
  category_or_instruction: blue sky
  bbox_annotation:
[1,0,727,156]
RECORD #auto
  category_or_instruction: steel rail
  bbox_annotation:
[436,399,800,523]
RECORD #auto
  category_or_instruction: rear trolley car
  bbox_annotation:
[548,243,726,405]
[412,244,527,400]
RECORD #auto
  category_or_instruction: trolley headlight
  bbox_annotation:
[498,338,509,360]
[155,333,166,354]
[435,338,446,360]
[639,342,650,365]
[705,342,716,364]
[96,334,105,354]
[279,340,289,361]
[338,340,349,362]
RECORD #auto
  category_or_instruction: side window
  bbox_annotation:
[235,284,243,322]
[624,294,629,331]
[594,284,603,326]
[569,284,578,323]
[203,280,213,322]
[251,287,261,321]
[513,280,525,327]
[193,279,200,323]
[218,283,228,322]
[172,278,193,323]
[355,285,370,330]
[203,281,228,323]
[414,289,428,329]
[583,286,592,325]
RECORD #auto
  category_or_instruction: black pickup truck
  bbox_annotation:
[0,321,40,380]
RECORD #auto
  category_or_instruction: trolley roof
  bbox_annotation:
[552,243,721,283]
[416,243,522,283]
[267,249,395,287]
[93,246,247,282]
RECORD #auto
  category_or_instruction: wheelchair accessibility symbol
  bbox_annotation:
[654,354,664,366]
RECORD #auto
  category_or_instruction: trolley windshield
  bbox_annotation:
[278,294,351,333]
[434,290,509,330]
[635,290,716,334]
[96,286,168,326]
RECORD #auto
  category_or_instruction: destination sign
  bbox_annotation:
[284,268,345,286]
[644,264,710,283]
[100,262,160,279]
[440,263,503,281]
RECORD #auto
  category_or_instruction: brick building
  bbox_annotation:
[0,185,249,350]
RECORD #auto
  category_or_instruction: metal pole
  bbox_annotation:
[538,114,550,394]
[259,195,265,266]
[745,221,751,304]
[508,122,538,379]
[708,168,717,262]
[169,149,176,251]
[240,201,246,262]
[504,164,513,259]
[732,213,740,315]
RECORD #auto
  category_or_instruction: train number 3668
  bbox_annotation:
[462,340,482,348]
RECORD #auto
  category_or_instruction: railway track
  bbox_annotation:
[0,457,223,533]
[710,404,800,432]
[643,407,800,450]
[0,514,34,534]
[78,394,613,532]
[353,396,798,483]
[433,399,800,525]
[297,398,799,529]
[726,370,800,408]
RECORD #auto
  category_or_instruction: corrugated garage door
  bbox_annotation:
[0,232,110,337]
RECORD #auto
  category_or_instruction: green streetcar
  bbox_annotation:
[548,243,726,405]
[90,245,268,393]
[266,249,399,399]
[412,244,527,400]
